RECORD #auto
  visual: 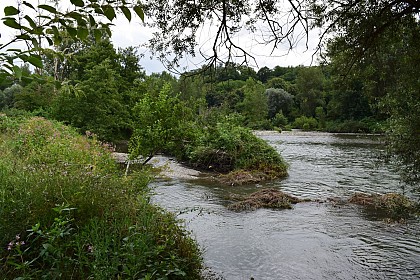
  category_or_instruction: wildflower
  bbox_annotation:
[87,245,94,253]
[7,241,14,251]
[15,234,20,241]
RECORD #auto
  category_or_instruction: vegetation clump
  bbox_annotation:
[228,188,305,211]
[0,115,202,279]
[349,192,419,221]
[188,120,288,184]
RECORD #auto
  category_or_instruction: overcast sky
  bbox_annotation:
[1,1,321,74]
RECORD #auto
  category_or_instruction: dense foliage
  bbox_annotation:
[0,115,202,279]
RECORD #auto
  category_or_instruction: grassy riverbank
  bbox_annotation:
[0,115,202,279]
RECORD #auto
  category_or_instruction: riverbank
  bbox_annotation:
[0,116,203,279]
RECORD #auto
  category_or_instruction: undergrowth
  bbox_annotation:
[0,115,202,279]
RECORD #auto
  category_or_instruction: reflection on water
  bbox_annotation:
[151,131,420,280]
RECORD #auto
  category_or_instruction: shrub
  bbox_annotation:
[188,120,288,181]
[293,115,318,130]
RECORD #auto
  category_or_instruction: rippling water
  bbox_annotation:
[151,131,420,280]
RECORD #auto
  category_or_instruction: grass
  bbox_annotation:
[0,115,202,279]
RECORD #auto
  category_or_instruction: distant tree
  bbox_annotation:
[295,67,325,117]
[257,67,273,83]
[266,88,294,119]
[52,60,130,141]
[238,78,268,128]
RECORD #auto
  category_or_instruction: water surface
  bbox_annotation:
[151,131,420,279]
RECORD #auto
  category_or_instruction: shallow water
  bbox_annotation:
[151,131,420,280]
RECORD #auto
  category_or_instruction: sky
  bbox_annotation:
[1,1,321,74]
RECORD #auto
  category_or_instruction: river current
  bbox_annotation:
[151,131,420,280]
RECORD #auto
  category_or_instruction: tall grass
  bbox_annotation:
[0,115,202,279]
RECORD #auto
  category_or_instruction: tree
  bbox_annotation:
[266,88,294,119]
[238,78,268,128]
[144,0,312,70]
[1,0,144,83]
[325,12,420,188]
[295,67,325,117]
[52,59,130,141]
[312,1,420,70]
[129,84,195,164]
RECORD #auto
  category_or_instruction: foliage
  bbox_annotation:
[130,84,197,163]
[293,116,318,131]
[238,78,268,129]
[0,115,202,279]
[295,67,325,117]
[1,0,144,83]
[272,111,289,128]
[188,118,288,180]
[51,59,131,141]
[145,0,312,69]
[266,88,294,119]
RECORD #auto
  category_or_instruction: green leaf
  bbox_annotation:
[3,18,21,29]
[16,34,31,40]
[89,14,96,26]
[12,66,22,79]
[22,1,36,10]
[24,15,37,29]
[70,0,85,8]
[102,5,116,21]
[93,29,102,42]
[120,6,131,22]
[38,5,57,14]
[77,28,89,40]
[26,55,43,69]
[133,5,144,22]
[31,38,39,48]
[4,6,19,16]
[66,26,77,38]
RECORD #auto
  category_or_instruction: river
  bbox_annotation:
[150,131,420,280]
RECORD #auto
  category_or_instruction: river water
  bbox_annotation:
[151,131,420,280]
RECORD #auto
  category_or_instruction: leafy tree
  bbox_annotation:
[130,84,195,164]
[266,88,294,119]
[13,77,56,112]
[257,66,273,83]
[145,0,312,69]
[0,84,22,109]
[325,11,420,187]
[266,77,294,93]
[312,0,420,70]
[295,67,325,117]
[52,59,130,141]
[238,78,268,128]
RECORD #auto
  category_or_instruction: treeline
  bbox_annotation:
[0,42,384,144]
[0,19,418,189]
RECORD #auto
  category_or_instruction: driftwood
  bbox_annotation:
[228,188,307,211]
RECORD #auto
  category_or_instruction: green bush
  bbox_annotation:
[188,120,288,179]
[293,116,318,131]
[0,116,202,279]
[272,111,288,128]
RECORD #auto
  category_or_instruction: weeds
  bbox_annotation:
[0,116,202,279]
